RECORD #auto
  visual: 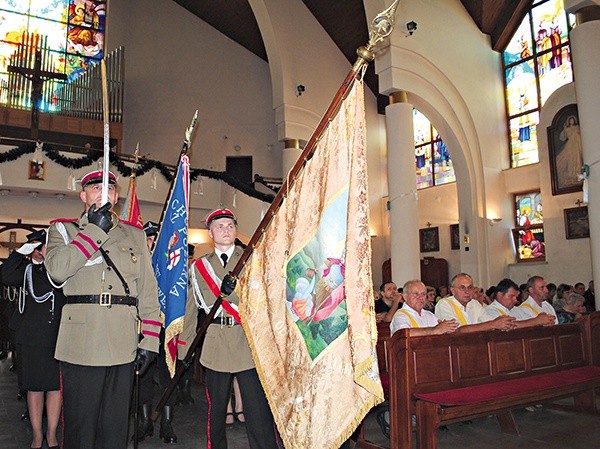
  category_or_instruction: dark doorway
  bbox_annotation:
[226,156,253,185]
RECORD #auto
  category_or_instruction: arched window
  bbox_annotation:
[413,108,455,189]
[0,1,106,110]
[504,0,575,167]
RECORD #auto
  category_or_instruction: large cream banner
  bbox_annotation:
[238,80,384,449]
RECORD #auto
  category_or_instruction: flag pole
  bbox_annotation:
[150,0,401,421]
[100,59,110,206]
[152,111,198,247]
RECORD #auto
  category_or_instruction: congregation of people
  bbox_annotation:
[374,275,595,336]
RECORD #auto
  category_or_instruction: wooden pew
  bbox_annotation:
[383,312,600,449]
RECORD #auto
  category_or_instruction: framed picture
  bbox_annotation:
[564,206,589,239]
[419,227,439,253]
[512,227,545,262]
[28,160,45,180]
[547,104,583,195]
[450,224,460,250]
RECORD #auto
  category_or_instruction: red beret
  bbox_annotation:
[80,170,117,188]
[203,208,237,227]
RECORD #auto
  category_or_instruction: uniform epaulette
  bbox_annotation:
[50,217,77,224]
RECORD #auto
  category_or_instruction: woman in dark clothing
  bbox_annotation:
[1,230,65,449]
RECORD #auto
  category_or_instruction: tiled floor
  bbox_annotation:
[1,353,599,448]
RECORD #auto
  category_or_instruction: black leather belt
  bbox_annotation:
[66,294,137,307]
[210,317,239,327]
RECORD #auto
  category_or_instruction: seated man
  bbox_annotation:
[479,278,555,328]
[390,280,459,336]
[435,273,516,333]
[512,276,558,324]
[375,281,402,323]
[376,280,459,438]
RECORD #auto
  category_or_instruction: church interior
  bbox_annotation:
[0,0,597,296]
[1,1,600,448]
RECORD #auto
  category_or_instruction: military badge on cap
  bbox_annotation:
[203,208,237,227]
[79,170,117,188]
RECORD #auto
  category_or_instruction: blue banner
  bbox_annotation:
[152,154,190,373]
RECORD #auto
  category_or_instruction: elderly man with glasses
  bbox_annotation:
[390,280,459,336]
[435,273,517,333]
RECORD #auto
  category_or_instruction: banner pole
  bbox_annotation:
[150,0,401,421]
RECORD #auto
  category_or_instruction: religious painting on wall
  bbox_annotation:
[449,224,460,250]
[419,227,439,253]
[564,206,589,239]
[513,191,545,262]
[28,160,45,180]
[547,104,583,195]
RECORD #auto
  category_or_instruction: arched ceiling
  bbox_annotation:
[172,0,531,113]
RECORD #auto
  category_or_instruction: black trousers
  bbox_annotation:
[205,367,280,449]
[138,337,177,407]
[61,361,134,449]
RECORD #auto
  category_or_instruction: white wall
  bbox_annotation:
[107,0,282,177]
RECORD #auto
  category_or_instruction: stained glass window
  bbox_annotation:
[504,0,574,168]
[0,0,106,109]
[413,109,455,190]
[512,191,545,262]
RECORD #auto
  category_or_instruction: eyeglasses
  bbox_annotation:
[454,285,474,292]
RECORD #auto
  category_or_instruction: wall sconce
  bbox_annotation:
[296,84,306,96]
[488,217,502,226]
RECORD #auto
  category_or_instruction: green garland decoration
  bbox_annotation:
[0,141,275,203]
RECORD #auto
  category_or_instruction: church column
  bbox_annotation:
[282,139,302,178]
[385,91,420,284]
[566,1,600,309]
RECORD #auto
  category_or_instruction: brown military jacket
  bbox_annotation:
[181,246,254,373]
[45,214,161,366]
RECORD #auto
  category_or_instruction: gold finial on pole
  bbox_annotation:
[182,110,199,154]
[353,0,401,71]
[367,0,401,50]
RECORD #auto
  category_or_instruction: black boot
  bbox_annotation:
[132,403,154,442]
[181,379,194,405]
[160,406,177,443]
[174,384,185,405]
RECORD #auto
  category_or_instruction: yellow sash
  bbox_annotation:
[520,303,540,316]
[449,299,468,325]
[398,309,420,328]
[494,306,507,316]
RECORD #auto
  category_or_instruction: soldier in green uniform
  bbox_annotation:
[45,170,161,449]
[181,208,280,449]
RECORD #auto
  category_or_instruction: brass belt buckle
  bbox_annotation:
[99,292,112,307]
[227,317,235,327]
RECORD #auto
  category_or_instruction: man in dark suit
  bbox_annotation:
[182,208,279,449]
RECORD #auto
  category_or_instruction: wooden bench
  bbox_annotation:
[358,312,600,449]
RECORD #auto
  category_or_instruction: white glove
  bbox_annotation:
[16,242,41,256]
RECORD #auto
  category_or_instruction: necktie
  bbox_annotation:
[220,253,228,267]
